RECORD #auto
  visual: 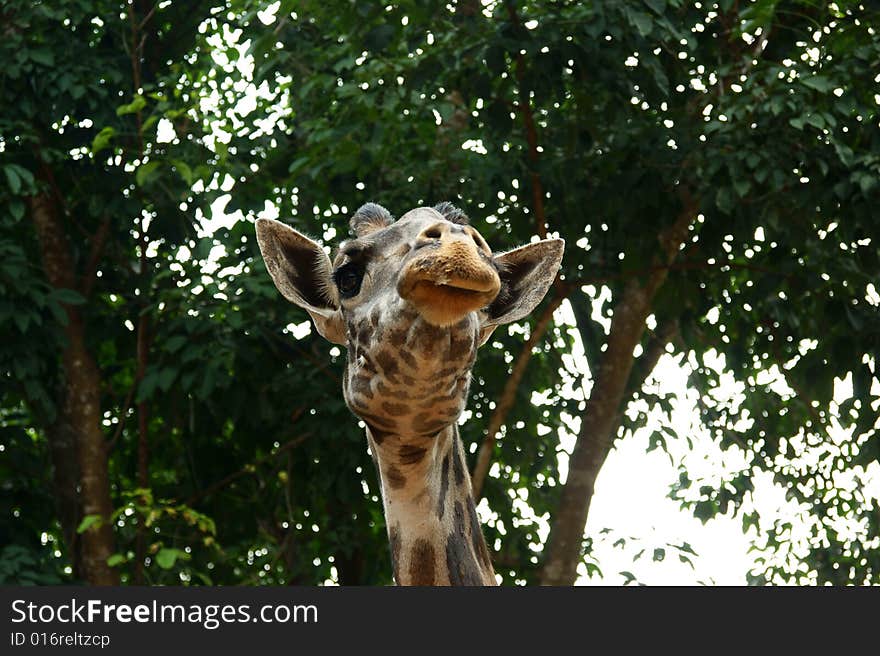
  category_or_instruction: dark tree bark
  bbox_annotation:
[539,192,696,586]
[45,418,82,579]
[30,192,119,585]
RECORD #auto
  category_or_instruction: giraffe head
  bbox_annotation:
[255,203,563,438]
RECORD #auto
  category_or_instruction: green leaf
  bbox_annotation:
[157,368,176,392]
[77,515,103,534]
[733,178,752,198]
[155,548,188,570]
[164,335,187,353]
[645,0,666,15]
[3,166,21,195]
[716,187,735,214]
[857,172,876,196]
[171,160,193,184]
[804,113,825,130]
[801,75,834,93]
[13,312,30,333]
[52,288,86,305]
[117,95,147,116]
[135,160,161,187]
[142,115,159,134]
[3,164,33,195]
[9,200,25,221]
[91,127,116,154]
[29,48,55,67]
[287,156,310,174]
[629,10,653,37]
[833,142,854,166]
[136,370,158,403]
[678,542,698,555]
[107,554,127,567]
[365,24,395,52]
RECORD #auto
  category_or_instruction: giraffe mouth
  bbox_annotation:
[403,280,498,326]
[398,250,501,326]
[412,279,497,301]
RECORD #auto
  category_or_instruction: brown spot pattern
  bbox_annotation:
[388,328,408,348]
[375,350,400,382]
[448,335,473,361]
[389,525,402,583]
[437,453,450,520]
[413,413,447,434]
[409,539,436,586]
[381,401,409,416]
[398,444,427,465]
[453,500,467,537]
[446,502,483,586]
[385,464,406,489]
[416,325,445,356]
[377,382,411,401]
[361,415,395,444]
[397,348,417,370]
[452,434,465,485]
[442,405,461,418]
[466,499,492,570]
[424,380,449,395]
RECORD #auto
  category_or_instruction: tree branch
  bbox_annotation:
[471,291,568,498]
[187,431,311,506]
[539,188,697,586]
[505,1,547,239]
[80,215,111,298]
[626,318,681,399]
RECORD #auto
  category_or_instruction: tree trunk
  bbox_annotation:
[30,192,119,585]
[539,193,695,586]
[45,419,82,579]
[133,315,151,585]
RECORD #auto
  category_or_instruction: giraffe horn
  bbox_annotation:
[351,202,394,237]
[433,201,469,225]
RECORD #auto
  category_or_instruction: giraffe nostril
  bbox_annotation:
[424,227,442,240]
[468,228,489,253]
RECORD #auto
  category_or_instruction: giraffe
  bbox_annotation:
[255,202,563,585]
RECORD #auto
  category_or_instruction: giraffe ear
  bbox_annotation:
[255,218,346,344]
[480,238,564,336]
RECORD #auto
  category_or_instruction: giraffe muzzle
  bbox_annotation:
[397,240,501,326]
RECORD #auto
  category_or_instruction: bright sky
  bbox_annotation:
[573,354,757,586]
[548,301,757,585]
[550,299,880,586]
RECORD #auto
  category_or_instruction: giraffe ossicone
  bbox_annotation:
[256,203,564,585]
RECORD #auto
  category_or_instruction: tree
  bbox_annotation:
[2,0,878,586]
[2,0,219,584]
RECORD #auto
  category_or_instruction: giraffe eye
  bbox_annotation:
[334,264,363,298]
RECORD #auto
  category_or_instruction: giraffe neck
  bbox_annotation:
[367,423,496,586]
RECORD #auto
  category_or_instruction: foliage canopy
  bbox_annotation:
[1,0,878,585]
